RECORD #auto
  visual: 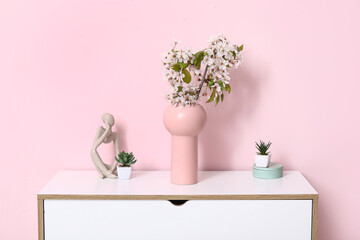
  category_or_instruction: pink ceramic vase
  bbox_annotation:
[163,104,207,185]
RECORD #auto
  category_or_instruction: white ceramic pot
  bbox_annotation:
[117,166,132,180]
[255,154,271,167]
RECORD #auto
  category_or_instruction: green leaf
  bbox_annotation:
[221,94,224,102]
[215,95,220,105]
[178,62,188,68]
[172,64,180,72]
[194,51,205,70]
[182,68,191,84]
[231,50,236,57]
[237,44,244,51]
[195,61,201,70]
[195,51,204,57]
[225,84,231,93]
[218,81,224,89]
[206,90,216,103]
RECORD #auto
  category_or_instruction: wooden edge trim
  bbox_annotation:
[312,194,319,240]
[38,194,318,201]
[37,198,44,240]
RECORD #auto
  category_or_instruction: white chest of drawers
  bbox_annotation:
[38,171,318,240]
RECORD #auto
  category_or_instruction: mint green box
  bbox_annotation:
[253,163,283,179]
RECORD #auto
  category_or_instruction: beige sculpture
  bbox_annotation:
[91,113,119,179]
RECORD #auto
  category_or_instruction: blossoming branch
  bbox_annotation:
[163,34,243,108]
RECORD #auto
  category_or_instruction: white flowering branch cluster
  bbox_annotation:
[163,34,243,108]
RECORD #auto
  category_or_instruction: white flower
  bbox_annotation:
[181,51,189,62]
[194,69,201,76]
[213,83,222,93]
[205,48,214,56]
[203,56,214,66]
[214,72,223,81]
[207,33,224,45]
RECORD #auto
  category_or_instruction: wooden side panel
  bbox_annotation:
[312,195,319,240]
[37,198,44,240]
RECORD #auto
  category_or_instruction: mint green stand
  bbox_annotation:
[253,162,283,179]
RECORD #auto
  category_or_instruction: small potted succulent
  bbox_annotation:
[115,151,137,180]
[255,140,272,167]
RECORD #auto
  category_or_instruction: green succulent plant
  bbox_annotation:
[115,151,137,167]
[255,140,272,155]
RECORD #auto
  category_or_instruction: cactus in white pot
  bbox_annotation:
[115,151,137,180]
[255,140,272,167]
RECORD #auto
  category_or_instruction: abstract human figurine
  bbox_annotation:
[91,113,120,179]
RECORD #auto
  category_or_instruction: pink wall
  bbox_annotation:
[1,0,360,239]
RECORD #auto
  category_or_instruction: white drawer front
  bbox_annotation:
[44,199,312,240]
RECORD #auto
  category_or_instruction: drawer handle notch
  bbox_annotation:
[168,200,188,206]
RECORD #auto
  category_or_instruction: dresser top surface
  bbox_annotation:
[38,171,317,196]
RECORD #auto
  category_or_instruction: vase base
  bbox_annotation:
[171,180,198,185]
[171,174,198,185]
